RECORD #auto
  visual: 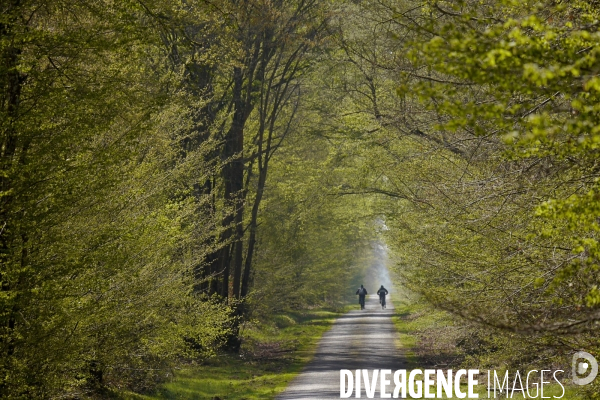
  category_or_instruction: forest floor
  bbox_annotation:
[392,297,587,399]
[119,295,587,399]
[118,307,350,400]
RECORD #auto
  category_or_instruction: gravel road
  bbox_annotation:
[276,294,405,399]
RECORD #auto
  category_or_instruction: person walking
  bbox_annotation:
[377,285,388,309]
[356,284,368,310]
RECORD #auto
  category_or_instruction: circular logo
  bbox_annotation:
[572,351,598,386]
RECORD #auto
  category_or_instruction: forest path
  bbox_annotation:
[276,294,405,399]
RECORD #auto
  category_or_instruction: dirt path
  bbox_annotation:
[276,294,405,399]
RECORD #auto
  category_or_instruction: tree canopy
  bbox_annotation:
[1,0,600,397]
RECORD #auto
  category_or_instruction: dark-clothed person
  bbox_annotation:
[356,284,368,310]
[377,285,388,309]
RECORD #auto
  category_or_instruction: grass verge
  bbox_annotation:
[390,297,588,399]
[118,306,352,400]
[390,297,460,370]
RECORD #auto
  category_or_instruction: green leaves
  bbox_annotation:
[0,0,234,396]
[319,0,600,373]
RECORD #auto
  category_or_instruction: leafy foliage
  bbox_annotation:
[4,0,600,397]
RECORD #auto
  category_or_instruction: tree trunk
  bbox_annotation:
[222,67,248,298]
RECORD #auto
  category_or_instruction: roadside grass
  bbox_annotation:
[118,306,352,400]
[390,297,587,399]
[390,298,459,370]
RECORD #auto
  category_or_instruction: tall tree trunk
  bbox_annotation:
[241,46,304,297]
[222,67,248,299]
[241,170,265,297]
